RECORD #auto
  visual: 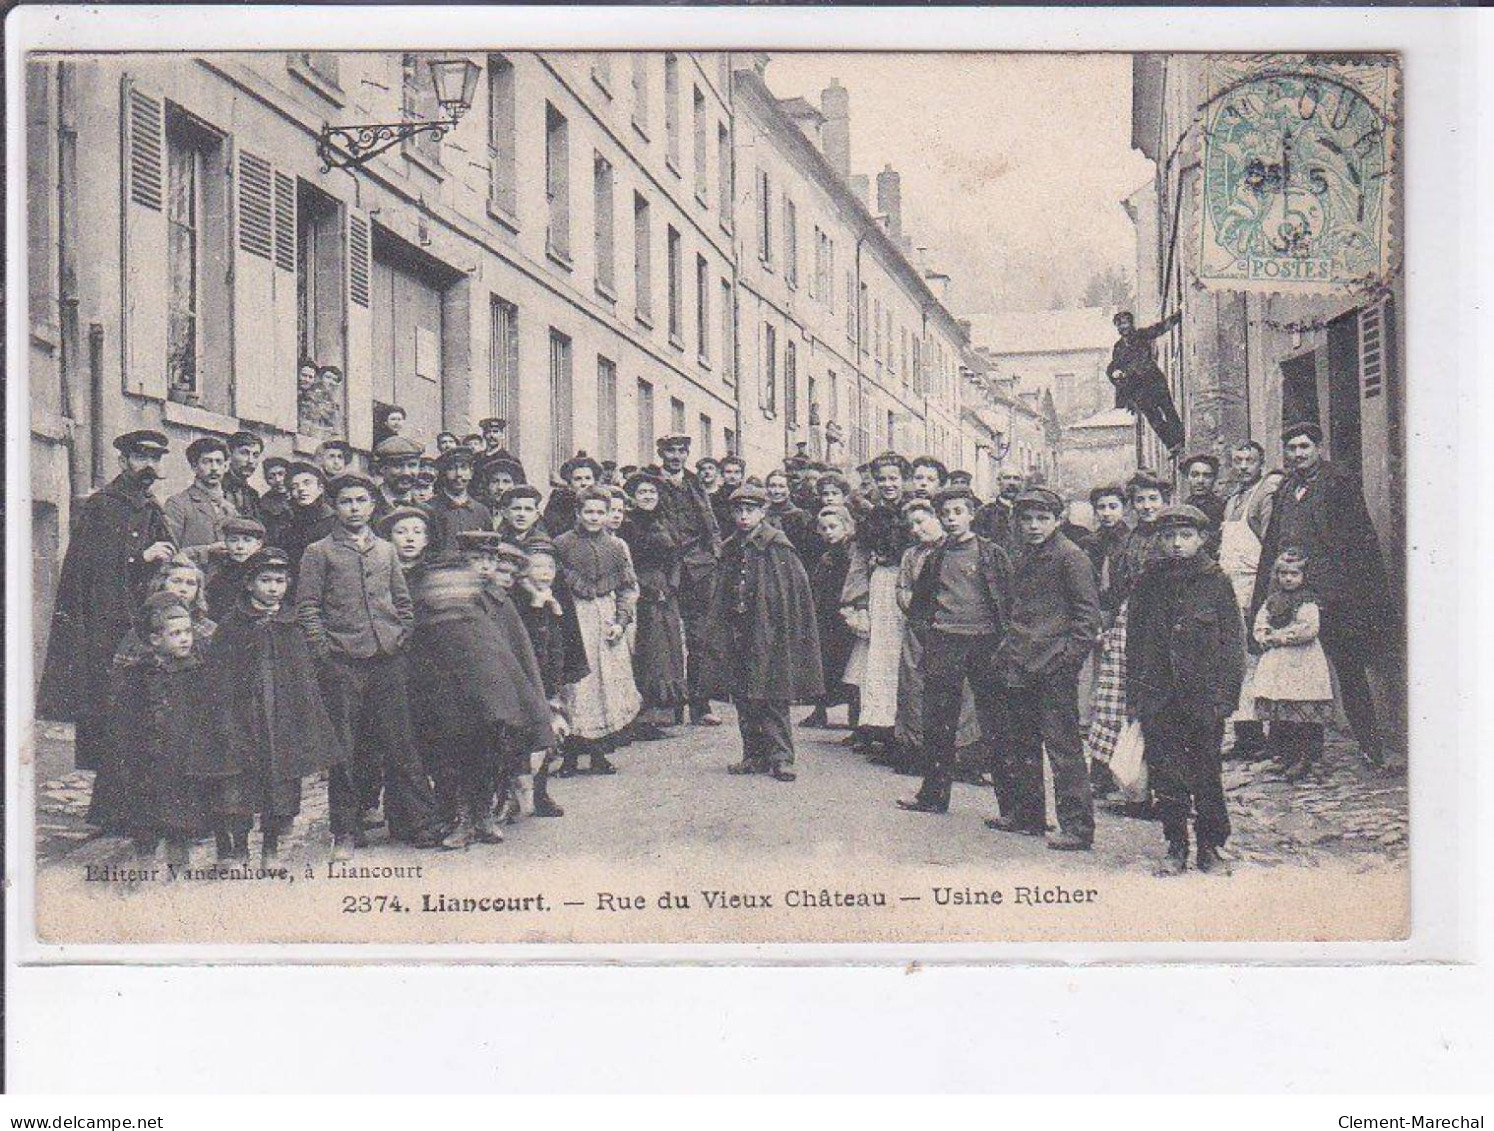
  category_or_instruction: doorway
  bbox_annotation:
[371,228,455,447]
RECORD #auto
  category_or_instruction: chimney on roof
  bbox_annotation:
[821,78,851,181]
[876,164,902,242]
[749,52,771,78]
[958,319,973,339]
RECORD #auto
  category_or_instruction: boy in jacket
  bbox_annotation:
[1126,505,1246,875]
[296,472,441,858]
[898,485,1013,815]
[994,488,1101,849]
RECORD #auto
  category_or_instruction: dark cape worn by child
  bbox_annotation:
[701,521,824,706]
[198,595,347,830]
[408,564,555,753]
[810,538,857,704]
[619,507,688,713]
[106,651,215,845]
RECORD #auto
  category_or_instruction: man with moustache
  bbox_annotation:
[973,467,1027,553]
[1251,421,1394,769]
[654,434,724,726]
[164,436,239,564]
[38,431,178,832]
[371,435,425,519]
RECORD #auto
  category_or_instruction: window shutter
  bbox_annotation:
[266,170,299,430]
[345,208,374,450]
[232,147,277,424]
[120,75,168,399]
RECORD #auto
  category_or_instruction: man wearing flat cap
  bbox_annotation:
[1250,420,1394,768]
[39,431,177,832]
[428,445,493,561]
[277,462,337,588]
[164,435,239,564]
[258,455,293,537]
[372,434,425,519]
[478,417,510,458]
[655,433,724,726]
[992,487,1101,850]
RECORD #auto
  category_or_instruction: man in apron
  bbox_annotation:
[1217,440,1282,759]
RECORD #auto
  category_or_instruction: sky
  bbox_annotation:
[763,53,1155,323]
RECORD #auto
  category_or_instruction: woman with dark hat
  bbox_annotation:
[543,451,602,537]
[619,469,688,741]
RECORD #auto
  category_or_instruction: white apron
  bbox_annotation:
[1218,505,1263,723]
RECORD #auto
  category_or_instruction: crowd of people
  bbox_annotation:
[38,403,1396,877]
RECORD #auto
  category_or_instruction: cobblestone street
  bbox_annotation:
[32,706,1407,879]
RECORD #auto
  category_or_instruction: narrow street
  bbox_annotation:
[33,707,1407,878]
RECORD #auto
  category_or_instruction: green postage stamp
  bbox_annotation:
[1198,55,1398,293]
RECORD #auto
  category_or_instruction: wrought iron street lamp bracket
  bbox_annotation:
[317,119,458,172]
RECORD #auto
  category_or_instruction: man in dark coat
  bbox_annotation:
[258,456,293,541]
[1107,310,1185,456]
[972,468,1026,553]
[223,430,266,522]
[276,462,337,590]
[1182,453,1226,554]
[655,434,724,727]
[703,485,824,781]
[38,430,177,832]
[712,456,745,534]
[1128,505,1246,875]
[427,446,493,561]
[1250,421,1394,767]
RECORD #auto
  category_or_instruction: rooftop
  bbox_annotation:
[1067,406,1136,430]
[967,307,1117,356]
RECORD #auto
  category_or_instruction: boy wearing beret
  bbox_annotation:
[702,484,823,782]
[1126,505,1246,875]
[296,472,441,857]
[201,548,346,863]
[107,593,214,865]
[993,488,1101,850]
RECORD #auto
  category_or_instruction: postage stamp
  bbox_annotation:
[1197,55,1399,293]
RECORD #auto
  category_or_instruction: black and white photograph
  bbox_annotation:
[14,39,1417,947]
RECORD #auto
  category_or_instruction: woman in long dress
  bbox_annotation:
[842,457,913,756]
[553,487,642,775]
[1084,472,1171,789]
[619,473,687,740]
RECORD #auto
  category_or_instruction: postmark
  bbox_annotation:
[1197,55,1399,294]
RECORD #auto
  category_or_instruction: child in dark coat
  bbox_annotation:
[201,548,347,864]
[204,516,267,621]
[513,538,590,818]
[619,472,688,740]
[106,593,215,865]
[702,484,824,782]
[1126,504,1246,876]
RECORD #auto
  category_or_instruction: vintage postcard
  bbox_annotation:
[12,33,1418,951]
